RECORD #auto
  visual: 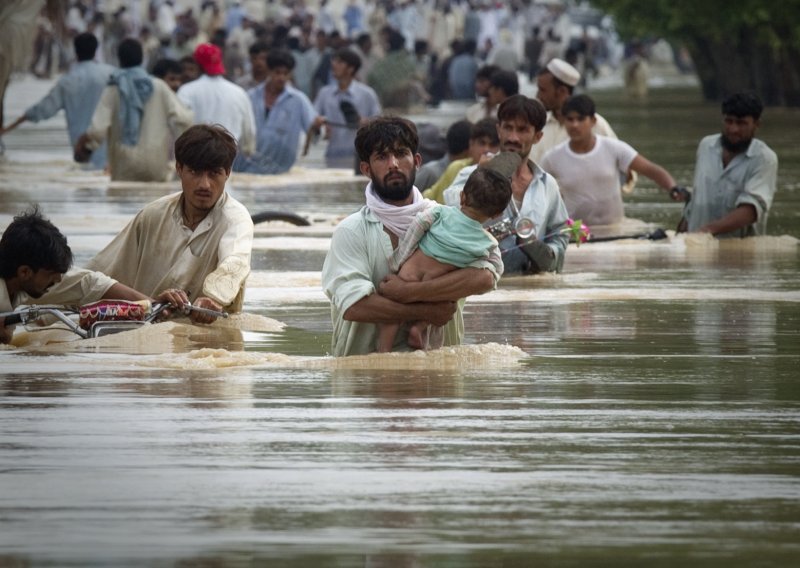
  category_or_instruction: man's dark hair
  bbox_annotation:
[476,64,500,81]
[470,117,499,145]
[386,28,406,52]
[73,32,99,61]
[461,38,477,56]
[267,49,295,71]
[562,94,595,118]
[248,41,270,57]
[174,124,238,171]
[446,119,472,155]
[498,95,547,132]
[151,58,182,78]
[356,32,372,50]
[463,168,512,219]
[355,116,418,163]
[0,206,73,278]
[117,38,144,68]
[489,69,519,97]
[722,92,763,120]
[333,48,361,74]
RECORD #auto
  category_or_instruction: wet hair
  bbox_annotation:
[463,168,512,219]
[333,48,361,74]
[151,58,182,78]
[489,69,519,97]
[476,64,500,81]
[497,95,547,132]
[446,120,472,155]
[470,117,499,145]
[117,38,144,68]
[174,124,238,171]
[73,32,99,61]
[266,49,295,71]
[0,206,73,278]
[355,116,418,163]
[722,92,763,120]
[562,94,596,118]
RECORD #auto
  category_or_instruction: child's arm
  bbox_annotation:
[389,207,437,272]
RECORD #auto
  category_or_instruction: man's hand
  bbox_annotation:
[154,288,190,319]
[189,296,224,324]
[73,133,93,163]
[379,274,415,303]
[0,321,13,345]
[422,301,458,327]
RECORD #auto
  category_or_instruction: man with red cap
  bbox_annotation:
[177,43,256,158]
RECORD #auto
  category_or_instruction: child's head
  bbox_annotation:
[462,168,512,220]
[0,207,73,297]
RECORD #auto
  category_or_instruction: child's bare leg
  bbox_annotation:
[377,322,401,352]
[407,320,429,349]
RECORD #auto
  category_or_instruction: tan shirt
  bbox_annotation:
[86,192,254,311]
[87,77,194,181]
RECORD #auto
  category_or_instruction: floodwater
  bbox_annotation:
[1,77,799,566]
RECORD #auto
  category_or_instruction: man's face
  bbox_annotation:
[360,145,421,203]
[20,267,62,299]
[331,57,353,81]
[468,135,498,163]
[176,164,229,212]
[181,61,201,83]
[564,112,596,141]
[475,76,491,98]
[268,66,291,92]
[487,84,505,107]
[535,73,563,113]
[163,71,183,92]
[498,116,541,158]
[251,52,269,78]
[721,114,759,153]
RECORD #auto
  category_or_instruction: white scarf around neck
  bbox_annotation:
[364,182,428,238]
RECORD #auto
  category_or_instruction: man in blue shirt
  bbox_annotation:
[0,32,114,170]
[233,50,316,175]
[311,48,381,169]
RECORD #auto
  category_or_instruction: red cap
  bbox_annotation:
[193,43,225,76]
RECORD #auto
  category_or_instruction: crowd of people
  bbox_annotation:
[0,1,780,357]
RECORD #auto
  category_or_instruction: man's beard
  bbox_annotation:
[721,134,753,154]
[372,170,416,202]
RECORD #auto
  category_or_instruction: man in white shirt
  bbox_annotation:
[177,43,256,158]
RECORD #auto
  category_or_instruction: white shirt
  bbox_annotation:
[177,75,257,156]
[529,111,617,164]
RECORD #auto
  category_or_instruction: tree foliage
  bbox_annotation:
[591,0,800,105]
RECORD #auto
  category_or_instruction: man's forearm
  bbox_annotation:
[344,293,454,325]
[379,267,494,304]
[698,204,757,235]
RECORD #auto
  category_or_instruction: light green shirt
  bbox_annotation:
[321,204,499,357]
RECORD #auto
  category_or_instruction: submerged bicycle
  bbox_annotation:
[1,299,227,340]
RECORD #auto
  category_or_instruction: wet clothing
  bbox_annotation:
[541,136,637,226]
[444,160,569,274]
[683,134,778,237]
[390,206,500,272]
[86,76,193,181]
[23,59,115,170]
[529,111,616,164]
[234,81,316,174]
[177,75,256,156]
[313,79,381,168]
[321,199,501,357]
[87,191,253,311]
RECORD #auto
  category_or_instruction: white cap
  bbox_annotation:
[546,58,580,87]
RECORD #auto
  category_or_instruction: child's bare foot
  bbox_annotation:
[407,324,428,350]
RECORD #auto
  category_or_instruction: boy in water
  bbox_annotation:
[378,158,515,352]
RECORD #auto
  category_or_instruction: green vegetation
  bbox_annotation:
[591,0,800,106]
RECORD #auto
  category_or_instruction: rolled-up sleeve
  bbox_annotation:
[737,150,778,222]
[203,206,254,306]
[38,269,116,306]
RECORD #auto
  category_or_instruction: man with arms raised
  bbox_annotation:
[678,92,778,237]
[321,117,500,357]
[87,124,254,324]
[445,94,570,275]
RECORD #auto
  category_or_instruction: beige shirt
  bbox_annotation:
[2,269,116,318]
[529,111,617,164]
[86,192,254,311]
[87,77,194,181]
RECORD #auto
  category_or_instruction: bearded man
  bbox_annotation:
[321,116,500,357]
[678,92,778,237]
